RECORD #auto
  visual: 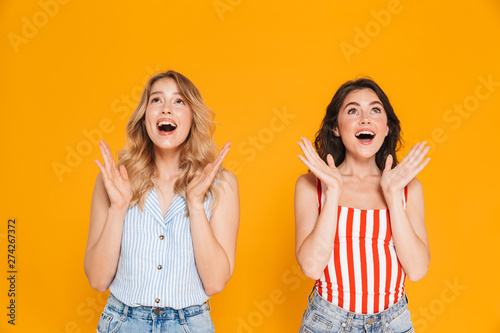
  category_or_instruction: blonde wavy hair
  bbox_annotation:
[118,70,221,210]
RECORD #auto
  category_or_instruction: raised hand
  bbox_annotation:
[381,142,431,196]
[297,137,343,194]
[186,142,231,208]
[94,140,133,210]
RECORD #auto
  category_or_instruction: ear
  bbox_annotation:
[385,125,389,137]
[333,127,340,137]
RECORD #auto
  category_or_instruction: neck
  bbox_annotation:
[153,146,183,182]
[338,153,381,178]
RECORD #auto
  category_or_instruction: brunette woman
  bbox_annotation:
[295,78,429,333]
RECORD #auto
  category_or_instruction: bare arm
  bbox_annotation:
[295,173,341,280]
[84,141,132,292]
[381,142,431,282]
[386,178,430,282]
[294,137,343,280]
[186,143,240,295]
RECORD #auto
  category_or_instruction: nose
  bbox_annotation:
[359,116,371,125]
[161,104,172,115]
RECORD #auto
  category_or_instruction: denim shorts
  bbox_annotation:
[299,289,414,333]
[97,293,214,333]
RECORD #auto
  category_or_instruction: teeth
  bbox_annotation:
[157,121,177,128]
[355,131,374,137]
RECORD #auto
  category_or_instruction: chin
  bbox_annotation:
[354,146,380,159]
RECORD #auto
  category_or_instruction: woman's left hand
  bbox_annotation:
[186,142,231,208]
[380,142,431,196]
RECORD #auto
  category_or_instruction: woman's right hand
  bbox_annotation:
[297,137,343,195]
[94,140,132,210]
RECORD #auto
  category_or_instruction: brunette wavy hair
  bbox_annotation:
[314,78,403,170]
[117,70,221,209]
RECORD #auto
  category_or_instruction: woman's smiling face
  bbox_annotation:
[335,88,389,159]
[144,78,192,151]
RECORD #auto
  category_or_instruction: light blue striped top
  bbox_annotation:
[109,188,213,309]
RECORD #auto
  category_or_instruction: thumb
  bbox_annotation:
[326,154,336,168]
[384,154,393,171]
[204,163,213,172]
[119,165,129,180]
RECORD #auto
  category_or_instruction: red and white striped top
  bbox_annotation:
[314,178,407,314]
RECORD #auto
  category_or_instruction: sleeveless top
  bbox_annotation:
[109,188,213,309]
[314,178,407,314]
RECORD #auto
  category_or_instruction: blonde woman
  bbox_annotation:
[84,71,239,332]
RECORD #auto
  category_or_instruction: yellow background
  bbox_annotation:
[1,0,500,331]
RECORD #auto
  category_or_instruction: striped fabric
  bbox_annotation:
[314,179,407,314]
[109,188,213,309]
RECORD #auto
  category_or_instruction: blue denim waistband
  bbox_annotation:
[106,293,209,321]
[309,288,408,327]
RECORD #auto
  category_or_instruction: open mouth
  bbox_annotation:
[355,130,375,142]
[157,120,177,134]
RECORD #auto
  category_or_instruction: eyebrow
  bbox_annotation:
[344,101,383,109]
[149,91,182,97]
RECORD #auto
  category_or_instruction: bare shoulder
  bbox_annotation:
[295,172,316,191]
[408,177,424,198]
[406,178,425,216]
[211,168,239,225]
[95,171,104,187]
[295,172,318,208]
[93,172,111,202]
[214,169,239,209]
[218,168,239,193]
